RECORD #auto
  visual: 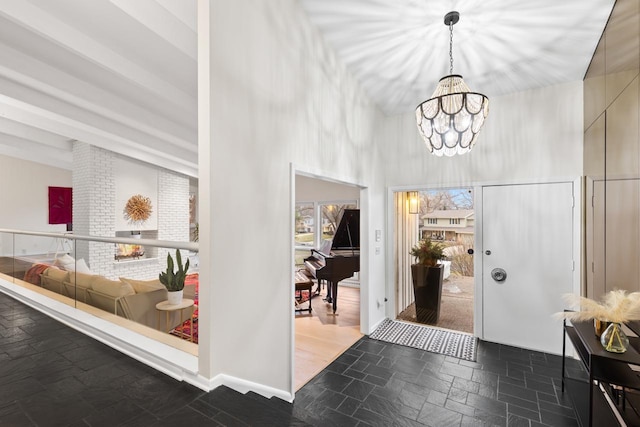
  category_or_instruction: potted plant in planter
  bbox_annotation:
[159,249,190,305]
[410,237,446,324]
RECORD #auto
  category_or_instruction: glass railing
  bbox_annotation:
[0,229,199,348]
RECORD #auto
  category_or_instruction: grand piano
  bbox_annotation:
[304,209,360,313]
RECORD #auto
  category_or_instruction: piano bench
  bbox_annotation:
[294,271,313,314]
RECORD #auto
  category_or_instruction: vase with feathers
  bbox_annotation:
[556,290,640,353]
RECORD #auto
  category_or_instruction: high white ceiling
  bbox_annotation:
[0,0,615,174]
[300,0,615,115]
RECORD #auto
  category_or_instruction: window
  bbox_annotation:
[295,203,315,247]
[449,218,461,225]
[427,218,437,224]
[295,201,357,266]
[320,203,357,242]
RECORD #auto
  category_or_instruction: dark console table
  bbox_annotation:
[562,318,640,426]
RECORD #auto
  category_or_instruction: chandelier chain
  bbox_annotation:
[449,21,454,75]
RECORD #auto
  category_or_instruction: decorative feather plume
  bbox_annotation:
[555,290,640,323]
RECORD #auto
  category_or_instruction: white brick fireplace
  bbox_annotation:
[72,142,190,280]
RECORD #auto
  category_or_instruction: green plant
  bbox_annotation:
[410,237,445,267]
[159,250,190,292]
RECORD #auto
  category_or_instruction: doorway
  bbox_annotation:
[293,174,363,390]
[394,188,475,334]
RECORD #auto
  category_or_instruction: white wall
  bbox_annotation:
[295,174,360,202]
[0,154,71,256]
[377,80,584,320]
[200,0,387,400]
[114,157,159,232]
[380,81,584,187]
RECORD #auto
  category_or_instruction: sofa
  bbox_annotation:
[39,267,195,332]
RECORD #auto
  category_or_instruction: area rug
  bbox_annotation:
[170,273,199,343]
[369,318,477,361]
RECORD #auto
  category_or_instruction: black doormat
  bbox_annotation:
[369,318,477,361]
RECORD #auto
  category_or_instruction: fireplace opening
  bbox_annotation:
[115,243,145,260]
[114,230,157,261]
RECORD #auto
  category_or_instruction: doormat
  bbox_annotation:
[369,319,477,361]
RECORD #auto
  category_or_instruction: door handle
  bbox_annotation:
[491,268,507,282]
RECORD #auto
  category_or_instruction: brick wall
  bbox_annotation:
[157,169,190,266]
[72,142,190,280]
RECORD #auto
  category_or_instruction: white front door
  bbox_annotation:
[482,182,574,354]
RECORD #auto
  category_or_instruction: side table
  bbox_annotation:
[562,317,640,426]
[156,299,195,342]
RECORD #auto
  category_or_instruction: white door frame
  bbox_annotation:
[474,178,582,342]
[388,177,582,342]
[290,164,368,400]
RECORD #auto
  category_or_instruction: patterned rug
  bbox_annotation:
[369,318,477,361]
[170,273,199,343]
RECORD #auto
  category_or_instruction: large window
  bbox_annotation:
[294,201,357,265]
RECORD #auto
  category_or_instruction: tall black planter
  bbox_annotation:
[410,264,444,324]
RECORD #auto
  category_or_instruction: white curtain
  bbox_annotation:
[394,192,420,316]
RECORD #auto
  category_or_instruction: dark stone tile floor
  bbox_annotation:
[0,292,583,426]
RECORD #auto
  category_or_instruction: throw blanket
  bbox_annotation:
[23,263,51,286]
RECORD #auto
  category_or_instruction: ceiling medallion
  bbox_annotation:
[415,11,489,157]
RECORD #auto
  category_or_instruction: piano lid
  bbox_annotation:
[331,209,360,250]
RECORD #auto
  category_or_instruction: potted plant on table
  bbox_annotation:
[410,237,446,324]
[159,249,190,305]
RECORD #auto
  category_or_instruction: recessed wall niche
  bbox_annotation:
[114,158,158,232]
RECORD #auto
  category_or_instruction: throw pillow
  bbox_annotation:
[73,259,93,275]
[119,277,165,294]
[91,277,135,298]
[53,254,75,269]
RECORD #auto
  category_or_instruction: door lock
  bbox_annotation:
[485,250,491,255]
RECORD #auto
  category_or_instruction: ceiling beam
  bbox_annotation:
[0,1,195,113]
[110,0,197,60]
[0,94,198,177]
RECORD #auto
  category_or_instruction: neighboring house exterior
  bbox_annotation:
[296,215,314,233]
[420,209,474,242]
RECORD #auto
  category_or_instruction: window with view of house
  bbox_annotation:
[295,203,315,247]
[294,201,357,265]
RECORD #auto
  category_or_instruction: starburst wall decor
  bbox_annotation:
[123,194,152,226]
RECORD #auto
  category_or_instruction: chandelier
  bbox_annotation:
[415,11,489,157]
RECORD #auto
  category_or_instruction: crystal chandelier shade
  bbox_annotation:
[415,12,489,157]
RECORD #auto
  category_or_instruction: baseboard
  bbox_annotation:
[0,278,296,401]
[368,316,387,335]
[202,374,293,403]
[0,279,200,386]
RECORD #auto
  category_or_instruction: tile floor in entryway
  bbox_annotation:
[0,291,582,426]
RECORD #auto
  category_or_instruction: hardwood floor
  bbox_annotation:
[294,284,362,390]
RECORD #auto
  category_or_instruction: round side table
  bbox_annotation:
[156,298,195,342]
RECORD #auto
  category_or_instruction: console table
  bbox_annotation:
[562,318,640,426]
